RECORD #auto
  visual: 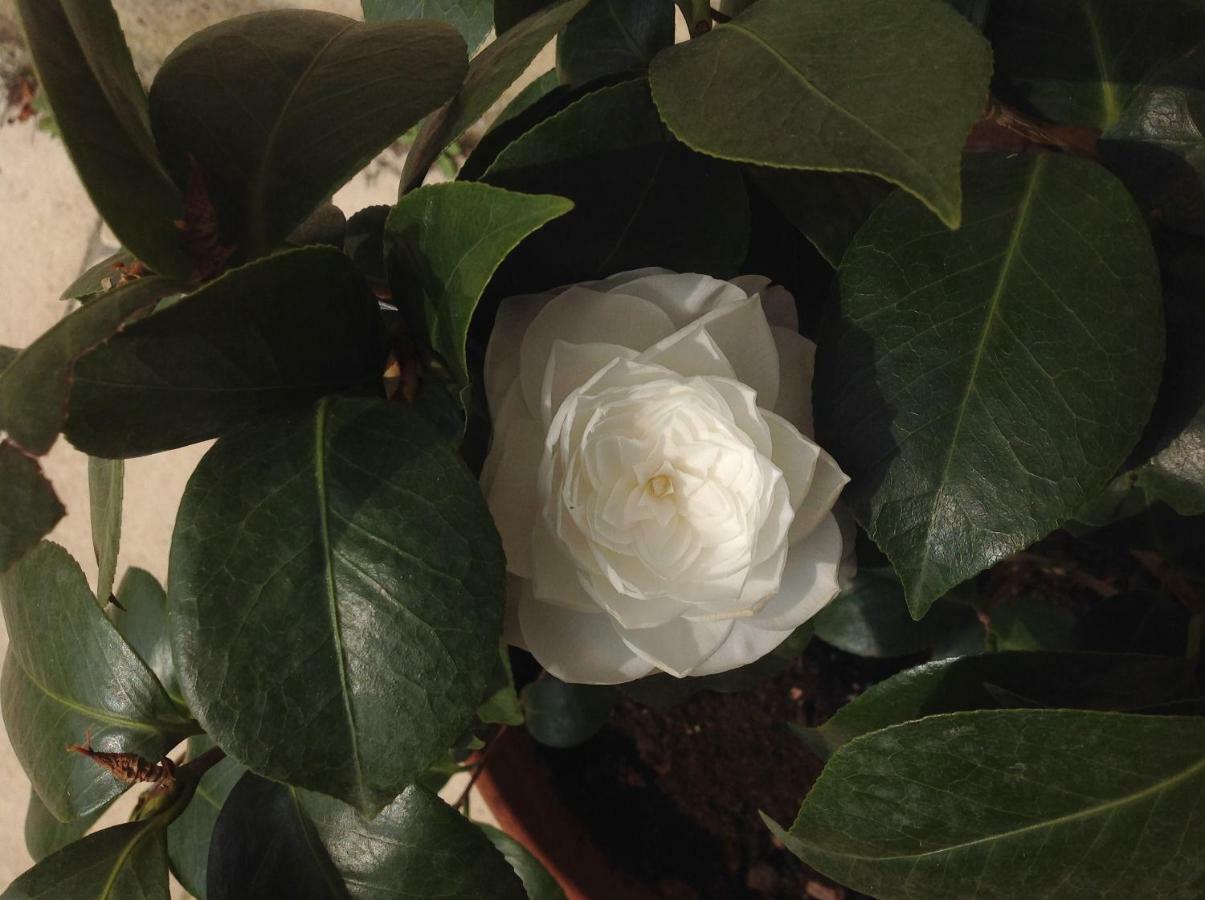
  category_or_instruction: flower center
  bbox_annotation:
[646,473,674,498]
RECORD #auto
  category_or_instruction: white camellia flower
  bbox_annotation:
[481,269,850,684]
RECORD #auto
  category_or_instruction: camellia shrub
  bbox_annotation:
[0,0,1203,897]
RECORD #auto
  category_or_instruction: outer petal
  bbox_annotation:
[519,286,675,415]
[602,272,747,328]
[764,410,821,514]
[771,326,816,437]
[787,450,850,545]
[531,521,599,613]
[731,275,798,331]
[485,292,555,415]
[483,415,544,579]
[542,340,635,428]
[581,570,685,630]
[752,513,843,631]
[587,267,672,292]
[637,323,738,382]
[696,298,780,410]
[618,616,733,678]
[686,622,796,677]
[518,588,655,684]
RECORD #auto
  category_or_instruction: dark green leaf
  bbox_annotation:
[0,276,175,455]
[1099,40,1205,236]
[494,0,555,34]
[206,773,348,900]
[479,824,567,900]
[814,568,980,658]
[817,153,1164,617]
[1,543,193,819]
[522,676,617,748]
[747,168,889,267]
[3,819,170,900]
[287,203,348,249]
[0,443,64,572]
[15,0,190,278]
[109,568,182,707]
[166,737,247,900]
[478,643,524,726]
[989,597,1079,651]
[772,710,1205,899]
[24,789,107,864]
[556,0,675,87]
[801,651,1199,758]
[344,205,392,287]
[60,250,138,303]
[649,0,992,228]
[64,247,385,458]
[384,182,572,389]
[986,0,1205,131]
[482,78,749,289]
[88,456,122,601]
[168,396,505,815]
[362,0,494,51]
[0,346,17,372]
[303,786,528,899]
[150,11,468,258]
[401,0,591,192]
[492,69,560,129]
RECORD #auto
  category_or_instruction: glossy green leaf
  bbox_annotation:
[480,825,567,900]
[813,568,979,658]
[166,737,247,900]
[168,396,505,815]
[384,182,572,388]
[772,710,1205,899]
[0,443,64,572]
[303,786,528,899]
[3,819,170,900]
[150,11,468,258]
[522,677,617,748]
[817,153,1164,617]
[24,789,107,864]
[478,643,524,726]
[649,0,991,228]
[88,456,122,602]
[60,250,138,303]
[989,597,1079,652]
[801,651,1199,758]
[482,78,749,289]
[493,69,560,129]
[109,568,182,708]
[1099,40,1205,236]
[64,247,386,458]
[556,0,675,87]
[1,543,193,820]
[746,168,889,267]
[15,0,190,279]
[0,276,174,455]
[401,0,591,192]
[206,773,348,900]
[986,0,1205,131]
[362,0,493,51]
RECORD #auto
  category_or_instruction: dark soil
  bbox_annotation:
[533,643,915,900]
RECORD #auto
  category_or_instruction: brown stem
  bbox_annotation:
[183,745,227,781]
[967,97,1100,158]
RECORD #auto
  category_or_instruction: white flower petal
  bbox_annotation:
[788,450,850,545]
[771,326,816,437]
[518,588,655,684]
[484,418,544,579]
[519,286,675,415]
[686,622,797,678]
[752,513,843,631]
[731,275,798,331]
[602,272,747,327]
[531,521,599,612]
[764,410,821,513]
[504,574,527,648]
[580,570,684,630]
[697,298,780,410]
[637,322,737,382]
[618,616,733,678]
[542,340,636,428]
[485,292,555,416]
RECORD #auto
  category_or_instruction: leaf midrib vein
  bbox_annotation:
[908,155,1047,601]
[313,397,367,805]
